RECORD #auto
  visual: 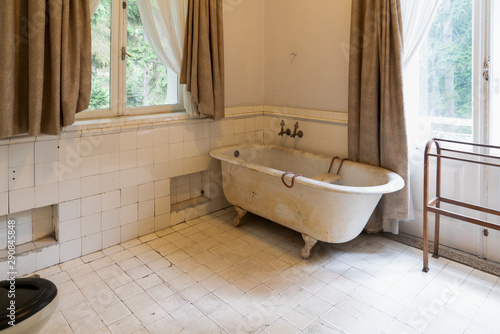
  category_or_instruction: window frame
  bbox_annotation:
[78,0,185,121]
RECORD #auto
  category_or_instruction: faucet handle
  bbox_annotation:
[280,120,285,127]
[294,122,299,129]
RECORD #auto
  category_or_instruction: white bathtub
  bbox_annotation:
[210,144,404,258]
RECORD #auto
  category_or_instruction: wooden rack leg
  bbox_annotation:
[433,144,442,259]
[423,139,431,273]
[422,138,500,272]
[423,209,429,272]
[433,214,440,258]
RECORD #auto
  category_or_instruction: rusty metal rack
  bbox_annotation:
[423,138,500,272]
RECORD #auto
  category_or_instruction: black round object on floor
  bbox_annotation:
[0,278,58,330]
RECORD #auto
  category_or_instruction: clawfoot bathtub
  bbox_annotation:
[210,144,404,259]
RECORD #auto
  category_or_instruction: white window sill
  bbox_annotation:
[0,111,211,145]
[67,111,193,132]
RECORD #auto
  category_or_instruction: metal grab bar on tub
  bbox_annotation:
[281,172,302,188]
[423,138,500,272]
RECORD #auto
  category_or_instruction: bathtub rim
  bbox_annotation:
[210,144,404,195]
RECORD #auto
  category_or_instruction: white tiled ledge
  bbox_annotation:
[225,105,348,125]
[0,105,347,146]
[0,236,57,261]
[67,111,194,132]
[0,111,205,145]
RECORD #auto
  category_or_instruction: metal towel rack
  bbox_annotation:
[423,138,500,272]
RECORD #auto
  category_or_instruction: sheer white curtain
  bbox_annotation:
[89,0,100,17]
[402,0,441,151]
[386,0,441,233]
[401,0,441,66]
[138,0,198,117]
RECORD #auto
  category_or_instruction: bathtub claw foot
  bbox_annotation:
[233,206,247,227]
[301,233,318,259]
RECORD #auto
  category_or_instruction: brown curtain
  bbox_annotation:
[348,0,409,232]
[0,0,91,139]
[180,0,225,121]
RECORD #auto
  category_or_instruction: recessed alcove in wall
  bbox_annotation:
[170,171,211,224]
[0,205,57,260]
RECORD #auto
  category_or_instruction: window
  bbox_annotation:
[490,0,500,145]
[406,0,473,144]
[403,0,500,263]
[82,0,182,119]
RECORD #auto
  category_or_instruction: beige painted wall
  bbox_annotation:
[224,0,265,107]
[264,0,351,112]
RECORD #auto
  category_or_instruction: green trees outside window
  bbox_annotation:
[89,0,172,112]
[423,0,473,137]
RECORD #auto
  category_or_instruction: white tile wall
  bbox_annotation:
[16,252,36,277]
[154,213,170,231]
[8,143,34,168]
[81,155,101,177]
[81,213,101,237]
[82,232,101,255]
[0,168,7,193]
[102,227,120,249]
[35,140,59,164]
[138,217,154,235]
[101,208,120,231]
[81,194,102,217]
[120,131,137,151]
[59,218,81,242]
[0,192,8,216]
[81,174,101,197]
[154,179,170,199]
[138,183,155,202]
[102,190,121,211]
[60,238,82,262]
[121,186,138,206]
[35,243,59,270]
[0,106,347,274]
[101,152,120,173]
[120,204,138,226]
[35,183,58,208]
[9,163,35,191]
[138,165,154,185]
[9,187,35,213]
[59,199,81,222]
[100,171,120,193]
[155,197,170,216]
[0,216,6,249]
[101,133,120,154]
[119,168,138,189]
[138,147,154,167]
[59,179,81,202]
[15,219,32,245]
[138,200,154,221]
[0,146,8,170]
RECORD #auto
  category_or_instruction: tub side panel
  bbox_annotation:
[221,162,382,243]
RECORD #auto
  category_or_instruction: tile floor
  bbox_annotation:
[35,207,500,334]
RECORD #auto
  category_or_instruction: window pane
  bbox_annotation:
[491,1,500,145]
[418,0,473,141]
[126,0,176,109]
[89,0,112,110]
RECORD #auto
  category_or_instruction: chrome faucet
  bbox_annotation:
[278,120,291,136]
[290,122,303,138]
